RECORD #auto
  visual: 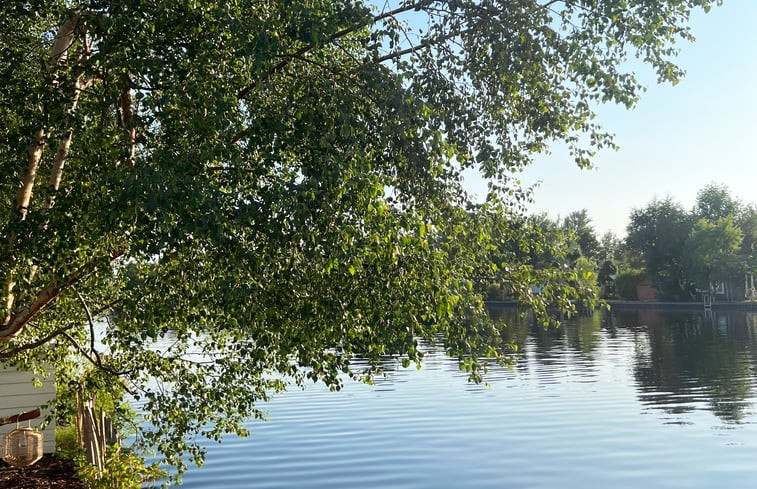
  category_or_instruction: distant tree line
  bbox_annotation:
[489,183,757,303]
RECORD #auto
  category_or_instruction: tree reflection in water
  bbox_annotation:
[365,306,757,424]
[626,310,755,423]
[488,306,757,424]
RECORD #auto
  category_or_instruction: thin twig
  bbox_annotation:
[60,331,135,394]
[237,0,435,99]
[75,289,102,367]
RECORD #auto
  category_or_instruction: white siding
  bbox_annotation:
[0,365,56,454]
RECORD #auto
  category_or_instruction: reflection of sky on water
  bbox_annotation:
[132,308,757,488]
[328,308,757,424]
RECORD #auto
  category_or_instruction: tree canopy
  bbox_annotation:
[561,209,600,261]
[620,185,753,300]
[695,183,741,222]
[626,197,694,299]
[683,217,742,290]
[0,0,719,477]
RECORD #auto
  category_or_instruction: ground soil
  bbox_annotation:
[0,454,84,489]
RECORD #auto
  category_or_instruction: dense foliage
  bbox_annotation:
[541,184,756,302]
[624,184,753,300]
[0,0,718,478]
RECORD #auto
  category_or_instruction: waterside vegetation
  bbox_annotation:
[488,183,757,304]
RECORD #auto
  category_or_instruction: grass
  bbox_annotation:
[55,423,81,460]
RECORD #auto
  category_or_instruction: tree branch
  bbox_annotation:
[4,14,86,333]
[237,0,569,103]
[365,29,458,69]
[0,248,128,343]
[118,74,136,170]
[236,0,435,100]
[0,282,62,343]
[46,75,94,210]
[59,331,135,391]
[15,129,46,220]
[93,297,124,317]
[0,327,71,360]
[75,289,102,367]
[50,15,79,65]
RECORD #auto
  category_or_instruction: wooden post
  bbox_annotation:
[76,392,120,477]
[78,394,105,475]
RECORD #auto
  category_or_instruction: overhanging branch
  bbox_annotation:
[0,248,127,343]
[236,0,434,100]
[0,327,70,360]
[75,289,103,367]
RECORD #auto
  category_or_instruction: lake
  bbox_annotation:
[167,308,757,488]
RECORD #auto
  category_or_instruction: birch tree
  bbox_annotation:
[0,0,719,476]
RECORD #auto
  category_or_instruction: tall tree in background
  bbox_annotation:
[0,0,719,476]
[695,183,741,222]
[626,198,694,299]
[598,231,624,264]
[737,204,757,272]
[688,184,745,297]
[561,209,600,261]
[683,217,743,294]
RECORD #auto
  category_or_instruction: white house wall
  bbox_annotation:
[0,365,56,454]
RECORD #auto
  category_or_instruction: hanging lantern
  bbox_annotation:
[2,422,44,468]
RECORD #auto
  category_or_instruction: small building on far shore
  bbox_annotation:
[636,279,658,302]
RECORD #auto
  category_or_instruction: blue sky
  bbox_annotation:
[466,1,757,237]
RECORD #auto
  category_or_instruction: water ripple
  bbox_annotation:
[160,310,757,488]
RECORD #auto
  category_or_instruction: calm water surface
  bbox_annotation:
[169,309,757,488]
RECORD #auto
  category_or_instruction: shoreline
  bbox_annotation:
[485,300,757,311]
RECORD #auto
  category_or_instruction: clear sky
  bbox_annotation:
[467,1,757,238]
